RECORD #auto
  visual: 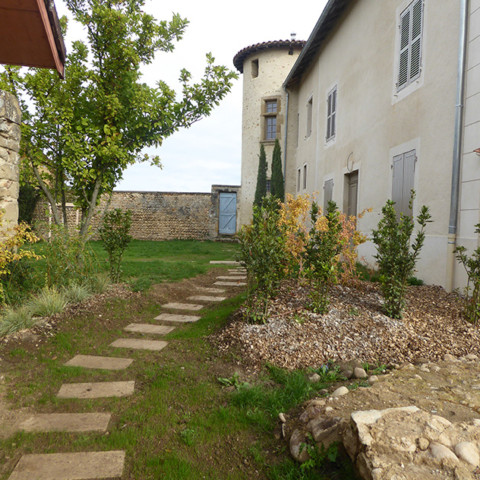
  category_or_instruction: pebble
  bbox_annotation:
[279,413,286,423]
[430,443,459,463]
[331,386,349,398]
[309,373,321,383]
[368,375,378,384]
[443,354,458,362]
[455,442,480,466]
[354,367,367,379]
[325,406,334,414]
[418,437,430,450]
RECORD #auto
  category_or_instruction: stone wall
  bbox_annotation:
[33,185,241,241]
[0,91,21,226]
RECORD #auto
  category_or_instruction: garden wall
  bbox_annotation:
[0,90,21,226]
[33,185,241,241]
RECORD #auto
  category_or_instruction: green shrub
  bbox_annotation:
[238,196,286,322]
[63,283,91,304]
[454,223,480,324]
[99,209,133,283]
[0,306,35,337]
[371,192,431,318]
[87,272,111,294]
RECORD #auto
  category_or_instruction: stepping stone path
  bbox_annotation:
[7,259,245,479]
[9,451,125,480]
[162,302,204,311]
[187,295,226,302]
[57,381,135,399]
[124,323,175,335]
[154,313,201,323]
[214,281,247,286]
[19,413,111,433]
[65,354,133,370]
[110,338,168,351]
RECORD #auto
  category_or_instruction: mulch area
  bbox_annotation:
[215,280,478,370]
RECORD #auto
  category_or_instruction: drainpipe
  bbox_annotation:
[283,88,290,194]
[447,0,468,291]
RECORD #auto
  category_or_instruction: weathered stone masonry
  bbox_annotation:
[33,185,241,241]
[0,90,21,226]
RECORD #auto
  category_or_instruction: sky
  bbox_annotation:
[55,0,328,193]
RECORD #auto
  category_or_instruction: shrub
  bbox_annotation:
[270,139,284,202]
[0,306,35,337]
[27,286,67,317]
[99,209,133,283]
[371,192,431,318]
[238,196,286,322]
[253,144,267,209]
[454,223,480,324]
[63,283,91,304]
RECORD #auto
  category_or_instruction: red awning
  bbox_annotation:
[0,0,66,78]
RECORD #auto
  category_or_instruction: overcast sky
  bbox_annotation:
[55,0,328,193]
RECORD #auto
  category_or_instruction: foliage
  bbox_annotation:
[454,223,480,324]
[0,0,237,238]
[27,286,67,317]
[238,196,286,322]
[371,192,431,318]
[0,306,35,337]
[62,282,92,304]
[270,139,284,202]
[254,144,268,209]
[42,225,98,288]
[99,208,133,283]
[18,184,40,225]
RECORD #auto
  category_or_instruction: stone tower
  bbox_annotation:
[233,39,305,227]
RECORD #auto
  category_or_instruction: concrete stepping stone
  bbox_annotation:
[154,313,201,323]
[216,275,246,280]
[110,338,168,351]
[124,323,175,335]
[195,286,226,293]
[64,354,133,371]
[57,381,135,399]
[214,281,247,286]
[187,295,226,302]
[210,260,240,265]
[19,413,111,433]
[161,302,203,311]
[8,450,125,480]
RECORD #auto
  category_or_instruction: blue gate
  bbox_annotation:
[219,192,237,235]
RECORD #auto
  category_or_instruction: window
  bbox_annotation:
[263,98,279,141]
[392,149,416,216]
[306,97,313,137]
[297,168,301,192]
[344,171,358,219]
[326,86,337,141]
[323,179,334,211]
[251,59,259,78]
[397,0,423,91]
[303,164,307,190]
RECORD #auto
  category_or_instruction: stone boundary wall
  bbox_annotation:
[33,185,241,241]
[0,91,21,226]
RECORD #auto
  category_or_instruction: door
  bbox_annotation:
[219,192,237,235]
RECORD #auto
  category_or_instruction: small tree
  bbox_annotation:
[99,209,133,283]
[371,192,431,318]
[270,139,284,202]
[454,224,480,324]
[254,144,268,209]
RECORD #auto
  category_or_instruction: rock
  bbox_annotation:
[307,416,343,447]
[331,386,349,398]
[465,354,479,361]
[443,354,458,362]
[418,437,430,450]
[368,375,378,384]
[325,406,334,414]
[309,373,321,383]
[430,442,459,463]
[279,413,286,423]
[455,441,479,466]
[354,367,368,379]
[289,429,309,463]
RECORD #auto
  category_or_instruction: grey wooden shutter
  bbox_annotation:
[410,0,423,80]
[323,179,334,211]
[392,150,416,216]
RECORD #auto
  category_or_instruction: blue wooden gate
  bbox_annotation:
[219,192,237,235]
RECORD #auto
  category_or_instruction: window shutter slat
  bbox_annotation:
[399,50,409,87]
[400,11,410,49]
[410,38,421,79]
[412,0,422,39]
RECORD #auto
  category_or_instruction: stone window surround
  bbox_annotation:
[260,95,282,144]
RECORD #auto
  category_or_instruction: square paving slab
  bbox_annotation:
[187,295,226,302]
[64,355,133,371]
[57,381,135,399]
[214,281,247,286]
[124,323,175,335]
[19,413,111,433]
[8,450,125,480]
[195,286,226,293]
[209,260,240,265]
[161,302,203,311]
[110,338,168,351]
[216,275,246,280]
[154,313,201,323]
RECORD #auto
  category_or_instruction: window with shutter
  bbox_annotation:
[306,97,313,137]
[392,149,416,216]
[326,86,337,141]
[397,0,423,91]
[323,179,334,211]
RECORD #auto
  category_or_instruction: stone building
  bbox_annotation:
[235,0,480,291]
[233,39,305,227]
